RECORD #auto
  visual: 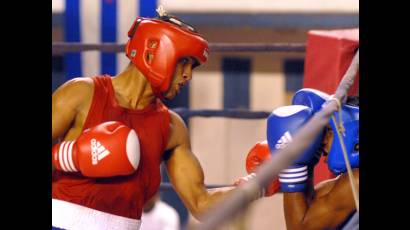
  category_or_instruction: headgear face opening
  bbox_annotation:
[125,16,209,97]
[327,104,359,175]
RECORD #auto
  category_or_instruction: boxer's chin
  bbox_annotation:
[163,88,177,100]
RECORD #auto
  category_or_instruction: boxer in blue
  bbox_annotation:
[268,88,359,230]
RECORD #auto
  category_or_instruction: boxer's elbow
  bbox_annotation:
[190,207,205,222]
[190,187,234,221]
[300,219,319,230]
[286,215,308,230]
[189,194,211,221]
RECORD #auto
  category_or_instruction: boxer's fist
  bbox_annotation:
[292,88,330,113]
[52,121,140,178]
[245,140,270,173]
[267,106,323,192]
[235,141,280,197]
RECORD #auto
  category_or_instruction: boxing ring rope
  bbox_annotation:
[160,182,230,191]
[52,42,306,55]
[196,50,359,230]
[173,108,271,119]
[161,108,270,191]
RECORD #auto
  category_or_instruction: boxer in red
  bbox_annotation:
[52,12,279,230]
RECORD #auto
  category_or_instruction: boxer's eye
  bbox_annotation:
[180,58,189,65]
[354,143,359,152]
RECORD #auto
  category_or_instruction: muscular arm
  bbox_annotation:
[52,78,93,141]
[164,111,236,220]
[284,169,359,230]
[52,78,93,170]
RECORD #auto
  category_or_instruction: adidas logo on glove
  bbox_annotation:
[275,131,293,149]
[91,139,111,165]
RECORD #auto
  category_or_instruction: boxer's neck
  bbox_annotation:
[111,64,156,110]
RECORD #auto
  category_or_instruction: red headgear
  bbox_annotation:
[125,16,209,96]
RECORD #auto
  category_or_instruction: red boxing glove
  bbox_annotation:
[244,140,280,196]
[52,121,140,178]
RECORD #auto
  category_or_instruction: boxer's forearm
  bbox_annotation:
[284,192,309,230]
[283,176,315,230]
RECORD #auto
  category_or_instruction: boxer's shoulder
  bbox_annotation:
[165,110,189,151]
[55,77,94,96]
[54,77,95,106]
[65,77,94,94]
[168,110,185,127]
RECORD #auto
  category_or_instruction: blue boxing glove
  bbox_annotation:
[292,88,330,113]
[267,105,324,192]
[327,104,359,175]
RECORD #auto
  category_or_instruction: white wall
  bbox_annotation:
[52,0,64,13]
[189,66,288,229]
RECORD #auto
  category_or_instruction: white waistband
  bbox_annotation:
[52,199,141,230]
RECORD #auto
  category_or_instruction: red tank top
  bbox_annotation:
[52,75,170,219]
